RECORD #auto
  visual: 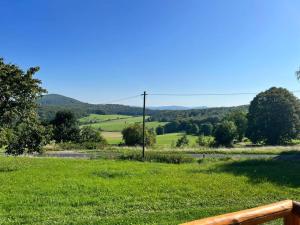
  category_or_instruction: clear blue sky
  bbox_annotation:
[1,0,300,107]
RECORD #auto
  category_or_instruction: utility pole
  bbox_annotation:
[142,91,147,159]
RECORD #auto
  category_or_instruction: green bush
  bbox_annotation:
[79,126,107,149]
[176,134,189,148]
[122,123,156,147]
[119,152,194,164]
[0,128,13,148]
[196,135,215,147]
[6,122,51,155]
[214,120,237,147]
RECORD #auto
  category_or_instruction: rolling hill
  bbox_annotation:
[37,94,146,121]
[37,94,248,123]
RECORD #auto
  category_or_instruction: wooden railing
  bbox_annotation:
[181,200,300,225]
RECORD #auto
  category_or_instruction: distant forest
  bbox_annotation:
[38,94,248,123]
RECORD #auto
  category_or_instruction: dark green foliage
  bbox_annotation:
[150,105,248,122]
[119,151,194,164]
[214,120,237,147]
[176,134,189,147]
[79,126,107,149]
[0,58,46,127]
[186,123,199,135]
[163,121,180,133]
[6,121,51,155]
[156,125,165,135]
[122,123,156,147]
[199,123,213,136]
[225,110,248,141]
[164,120,213,135]
[51,111,80,142]
[247,87,300,145]
[0,58,47,155]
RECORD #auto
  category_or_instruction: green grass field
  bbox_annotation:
[80,114,167,132]
[0,157,299,224]
[156,133,198,147]
[79,114,132,124]
[102,132,198,147]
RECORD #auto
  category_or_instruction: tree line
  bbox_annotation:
[153,87,300,147]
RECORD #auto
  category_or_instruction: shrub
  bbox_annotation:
[81,141,107,150]
[176,134,189,148]
[6,122,51,155]
[197,135,215,147]
[122,123,156,147]
[79,126,107,148]
[214,120,237,147]
[119,152,194,164]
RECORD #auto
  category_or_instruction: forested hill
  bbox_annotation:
[37,94,145,121]
[37,94,248,122]
[149,105,248,122]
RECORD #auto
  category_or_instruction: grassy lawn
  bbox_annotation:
[0,157,300,224]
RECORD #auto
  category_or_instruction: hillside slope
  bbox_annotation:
[37,94,145,121]
[38,94,248,123]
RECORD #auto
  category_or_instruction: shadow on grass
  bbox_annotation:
[216,152,300,187]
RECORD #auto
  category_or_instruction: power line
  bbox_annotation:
[98,95,141,105]
[96,90,300,105]
[149,90,300,96]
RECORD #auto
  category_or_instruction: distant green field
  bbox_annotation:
[102,132,123,145]
[102,131,198,147]
[156,133,198,147]
[79,114,132,124]
[80,114,167,132]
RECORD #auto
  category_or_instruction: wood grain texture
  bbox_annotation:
[181,200,293,225]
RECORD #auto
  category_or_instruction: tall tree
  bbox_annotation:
[0,58,46,126]
[247,87,300,145]
[0,58,47,154]
[225,110,248,141]
[51,111,80,142]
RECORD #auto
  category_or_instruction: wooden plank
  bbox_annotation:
[285,202,300,225]
[284,214,300,225]
[180,200,293,225]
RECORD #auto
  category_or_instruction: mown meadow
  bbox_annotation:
[0,156,300,225]
[79,114,167,132]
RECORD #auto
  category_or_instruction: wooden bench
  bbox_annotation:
[181,200,300,225]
